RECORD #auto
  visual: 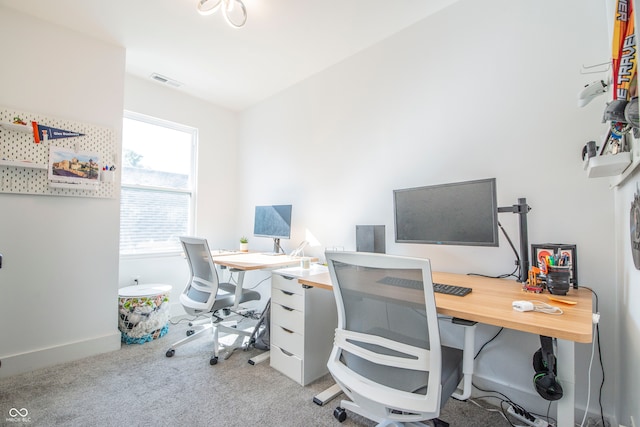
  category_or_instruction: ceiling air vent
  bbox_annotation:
[150,73,182,88]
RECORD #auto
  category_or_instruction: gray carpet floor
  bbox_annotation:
[0,321,513,426]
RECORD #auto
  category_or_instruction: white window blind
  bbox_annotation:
[120,112,197,256]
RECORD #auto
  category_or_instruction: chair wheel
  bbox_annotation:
[186,329,195,336]
[166,349,175,357]
[210,356,218,365]
[333,407,347,423]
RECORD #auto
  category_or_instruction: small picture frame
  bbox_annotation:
[531,243,578,288]
[48,146,100,186]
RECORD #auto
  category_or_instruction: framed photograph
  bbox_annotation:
[48,146,100,186]
[531,243,578,288]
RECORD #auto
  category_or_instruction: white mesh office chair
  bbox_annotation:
[325,251,464,427]
[165,236,260,365]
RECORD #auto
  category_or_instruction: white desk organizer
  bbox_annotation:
[0,106,116,198]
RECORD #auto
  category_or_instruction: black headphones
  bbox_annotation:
[532,335,563,401]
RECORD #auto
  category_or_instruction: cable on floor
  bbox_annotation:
[472,383,557,427]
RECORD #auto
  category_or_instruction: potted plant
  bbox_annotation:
[240,236,249,252]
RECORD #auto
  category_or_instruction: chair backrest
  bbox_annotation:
[325,251,442,417]
[179,236,220,315]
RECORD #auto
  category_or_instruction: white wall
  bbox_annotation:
[614,167,640,426]
[0,7,125,377]
[238,0,618,421]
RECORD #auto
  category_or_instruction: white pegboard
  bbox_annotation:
[0,107,116,198]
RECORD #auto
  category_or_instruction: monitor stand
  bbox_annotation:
[498,197,531,283]
[264,238,284,255]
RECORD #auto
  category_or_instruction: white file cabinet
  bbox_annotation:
[270,265,337,386]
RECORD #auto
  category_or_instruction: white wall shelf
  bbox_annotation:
[0,159,47,169]
[0,121,32,134]
[584,152,632,178]
[48,181,98,191]
[583,130,640,187]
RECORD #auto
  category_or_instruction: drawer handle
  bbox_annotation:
[282,275,295,281]
[280,326,294,334]
[280,290,294,296]
[279,347,294,357]
[281,305,294,311]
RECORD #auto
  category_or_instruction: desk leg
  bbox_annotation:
[556,339,575,427]
[232,270,246,310]
[451,322,476,400]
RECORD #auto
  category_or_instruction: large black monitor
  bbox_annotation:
[393,178,499,247]
[253,204,292,254]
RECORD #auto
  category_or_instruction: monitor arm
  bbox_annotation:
[498,197,531,283]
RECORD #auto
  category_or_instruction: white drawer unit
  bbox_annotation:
[270,265,337,386]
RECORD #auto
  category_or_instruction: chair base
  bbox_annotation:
[334,401,449,427]
[165,311,255,363]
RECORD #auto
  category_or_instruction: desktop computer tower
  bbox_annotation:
[356,225,385,253]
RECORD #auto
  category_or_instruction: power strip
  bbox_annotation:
[506,404,549,427]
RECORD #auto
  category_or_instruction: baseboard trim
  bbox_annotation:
[0,331,121,379]
[169,301,187,318]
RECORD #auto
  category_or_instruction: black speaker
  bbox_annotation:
[532,335,563,401]
[356,225,385,253]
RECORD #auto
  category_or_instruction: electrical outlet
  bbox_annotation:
[506,405,549,427]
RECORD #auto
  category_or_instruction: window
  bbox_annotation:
[120,112,197,256]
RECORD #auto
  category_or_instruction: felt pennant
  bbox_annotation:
[31,121,85,143]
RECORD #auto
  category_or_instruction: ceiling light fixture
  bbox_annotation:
[197,0,247,28]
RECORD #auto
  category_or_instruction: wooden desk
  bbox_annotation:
[298,271,593,427]
[299,271,592,343]
[211,252,306,309]
[209,252,310,365]
[211,252,308,271]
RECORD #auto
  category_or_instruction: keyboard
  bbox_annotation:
[433,282,472,297]
[378,276,472,297]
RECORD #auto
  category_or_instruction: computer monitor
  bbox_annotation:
[393,178,498,247]
[253,204,292,254]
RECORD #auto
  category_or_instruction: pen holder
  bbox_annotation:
[546,266,571,295]
[101,170,115,183]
